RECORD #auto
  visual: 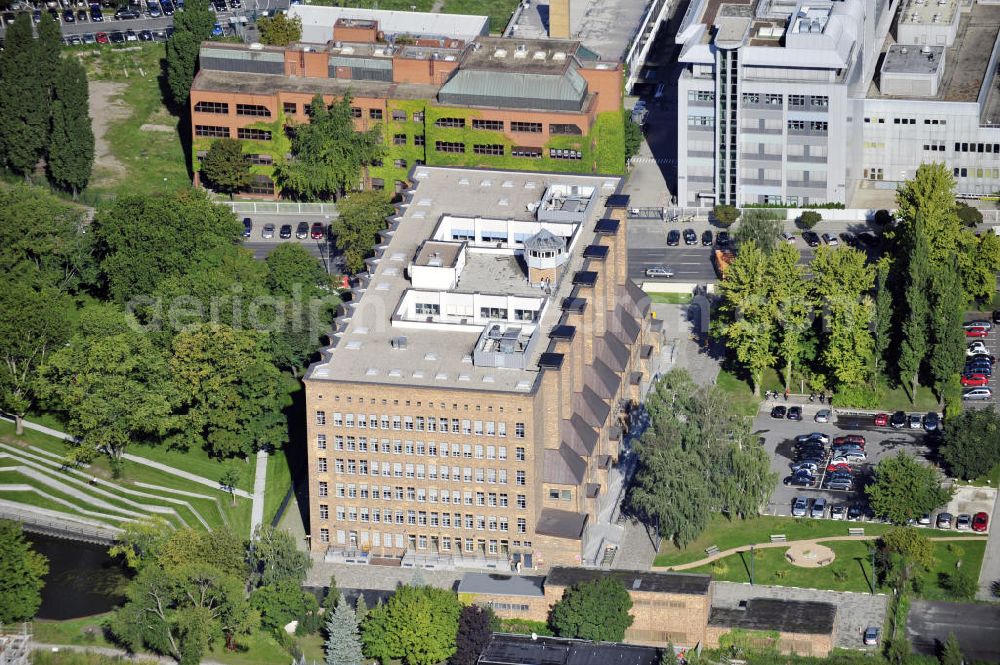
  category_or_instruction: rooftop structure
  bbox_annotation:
[545,566,713,596]
[289,4,489,44]
[479,634,662,665]
[709,598,837,635]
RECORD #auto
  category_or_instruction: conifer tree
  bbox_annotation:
[48,59,95,198]
[324,594,364,665]
[0,15,47,177]
[899,215,931,401]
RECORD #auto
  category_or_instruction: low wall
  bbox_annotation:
[641,282,716,294]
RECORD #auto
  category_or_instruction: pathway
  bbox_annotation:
[29,642,227,665]
[977,488,1000,600]
[250,449,268,536]
[657,535,988,572]
[1,415,251,498]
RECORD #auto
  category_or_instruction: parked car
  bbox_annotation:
[294,222,309,239]
[847,504,863,521]
[125,29,138,40]
[890,411,906,428]
[961,374,990,388]
[827,462,851,473]
[839,232,857,247]
[90,4,103,21]
[786,406,802,421]
[966,326,989,338]
[810,498,827,518]
[161,0,175,14]
[918,513,932,525]
[78,8,89,21]
[936,512,953,529]
[109,30,125,43]
[95,30,109,42]
[82,32,96,43]
[683,228,697,245]
[994,310,1000,325]
[967,341,988,356]
[833,435,865,447]
[796,432,831,444]
[781,231,796,244]
[667,230,680,246]
[962,387,992,400]
[908,413,923,429]
[701,230,713,246]
[814,409,831,423]
[972,511,990,532]
[784,474,815,487]
[645,266,674,279]
[146,1,161,16]
[67,35,83,44]
[63,8,75,21]
[874,412,889,427]
[115,7,140,18]
[830,504,846,520]
[968,353,996,365]
[792,497,808,517]
[770,405,787,419]
[791,462,819,474]
[821,232,839,246]
[138,29,153,40]
[211,22,223,36]
[965,364,993,377]
[923,412,940,432]
[825,478,853,491]
[716,231,730,248]
[858,232,879,248]
[956,514,972,530]
[803,231,821,247]
[279,224,292,239]
[310,222,325,240]
[242,217,252,238]
[964,319,993,330]
[863,627,881,647]
[262,223,275,239]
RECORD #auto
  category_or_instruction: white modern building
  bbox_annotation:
[675,0,1000,206]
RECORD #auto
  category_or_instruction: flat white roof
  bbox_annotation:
[289,5,489,45]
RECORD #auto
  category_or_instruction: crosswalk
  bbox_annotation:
[629,157,677,165]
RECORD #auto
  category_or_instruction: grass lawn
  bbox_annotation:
[647,292,693,305]
[33,614,113,647]
[129,441,256,493]
[877,383,940,412]
[715,369,763,417]
[74,44,190,200]
[309,0,435,10]
[683,539,986,598]
[263,447,294,527]
[441,0,520,32]
[971,462,1000,487]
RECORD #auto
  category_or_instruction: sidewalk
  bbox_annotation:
[249,450,268,536]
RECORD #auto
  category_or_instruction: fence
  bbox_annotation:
[0,507,119,545]
[221,201,339,216]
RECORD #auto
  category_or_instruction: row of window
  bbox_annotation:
[194,125,273,141]
[193,101,273,117]
[316,528,530,554]
[738,93,828,107]
[317,412,526,438]
[954,167,1000,179]
[433,118,552,134]
[319,506,528,533]
[317,459,527,484]
[864,116,947,125]
[329,485,525,508]
[955,142,1000,154]
[787,120,828,132]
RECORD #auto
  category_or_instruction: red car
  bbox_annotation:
[972,511,989,533]
[833,435,866,448]
[874,413,889,427]
[966,327,989,338]
[961,373,990,387]
[96,31,109,43]
[310,222,325,240]
[827,462,852,473]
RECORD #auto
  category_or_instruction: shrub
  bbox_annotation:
[830,384,882,408]
[873,209,894,226]
[499,618,554,636]
[713,204,740,227]
[797,210,822,229]
[956,202,983,227]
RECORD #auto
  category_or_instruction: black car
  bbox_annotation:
[146,1,162,17]
[683,228,697,245]
[857,232,879,248]
[783,474,815,487]
[109,30,126,43]
[279,224,292,239]
[969,353,997,364]
[77,9,89,21]
[161,0,175,14]
[839,232,856,247]
[993,310,1000,324]
[890,411,906,429]
[795,445,826,458]
[242,217,253,238]
[138,29,153,40]
[923,412,940,432]
[770,405,787,419]
[666,230,680,246]
[965,363,993,377]
[90,5,103,21]
[32,9,41,23]
[787,406,803,421]
[847,504,863,521]
[166,25,175,38]
[716,231,730,248]
[802,231,821,247]
[701,230,713,246]
[115,7,140,18]
[212,0,227,10]
[295,221,309,239]
[48,8,59,22]
[63,9,75,22]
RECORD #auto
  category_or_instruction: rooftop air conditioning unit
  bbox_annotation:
[921,44,932,53]
[516,43,528,52]
[900,46,909,54]
[494,48,507,57]
[532,50,546,59]
[249,42,263,50]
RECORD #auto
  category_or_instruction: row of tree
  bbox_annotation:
[628,369,776,546]
[0,185,337,464]
[714,164,1000,408]
[0,14,94,196]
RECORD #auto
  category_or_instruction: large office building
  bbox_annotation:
[302,166,660,570]
[188,7,625,198]
[675,0,1000,207]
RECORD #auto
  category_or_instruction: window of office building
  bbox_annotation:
[393,133,407,145]
[789,95,805,107]
[369,109,383,120]
[549,148,582,160]
[689,90,714,102]
[549,123,582,135]
[787,120,805,131]
[351,107,362,118]
[238,128,272,141]
[392,110,408,121]
[473,144,505,155]
[246,153,273,165]
[512,147,542,158]
[414,134,425,146]
[472,119,503,131]
[809,95,828,107]
[283,102,297,115]
[195,125,230,138]
[194,101,229,114]
[435,141,465,153]
[243,175,275,195]
[510,121,542,133]
[435,117,466,128]
[236,103,271,117]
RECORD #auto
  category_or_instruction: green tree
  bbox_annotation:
[48,59,95,198]
[0,15,48,177]
[360,584,462,665]
[220,466,240,505]
[623,116,642,161]
[108,518,172,570]
[92,190,242,303]
[630,447,710,547]
[879,527,935,589]
[169,325,289,458]
[0,520,49,622]
[797,210,822,229]
[450,605,495,665]
[36,13,63,87]
[811,246,875,387]
[200,138,252,198]
[248,525,311,588]
[661,644,679,665]
[326,594,365,665]
[866,453,952,524]
[943,568,977,600]
[322,574,341,612]
[872,259,894,376]
[714,242,775,396]
[735,209,784,254]
[0,184,94,292]
[962,232,1000,302]
[252,580,319,633]
[165,0,214,108]
[274,94,385,201]
[334,190,396,273]
[899,215,931,401]
[713,204,740,227]
[0,280,73,434]
[940,408,1000,479]
[157,528,247,575]
[36,332,175,465]
[768,242,811,390]
[928,259,967,405]
[895,164,965,269]
[940,633,963,665]
[265,242,330,298]
[257,12,303,46]
[955,202,982,227]
[549,577,634,642]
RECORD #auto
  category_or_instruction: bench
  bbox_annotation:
[705,545,720,556]
[848,527,865,537]
[769,534,787,543]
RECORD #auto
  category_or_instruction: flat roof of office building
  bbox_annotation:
[709,598,837,635]
[480,634,661,665]
[289,4,489,44]
[882,44,945,75]
[456,572,546,597]
[191,69,439,100]
[545,567,712,595]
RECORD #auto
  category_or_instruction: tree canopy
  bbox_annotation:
[325,594,365,665]
[0,520,49,622]
[360,584,462,665]
[549,577,634,642]
[48,58,95,197]
[165,0,214,108]
[334,190,396,273]
[940,408,1000,480]
[200,138,252,198]
[866,453,952,524]
[257,12,303,46]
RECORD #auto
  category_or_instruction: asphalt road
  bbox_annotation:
[908,600,1000,661]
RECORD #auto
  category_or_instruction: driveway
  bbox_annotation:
[908,600,1000,660]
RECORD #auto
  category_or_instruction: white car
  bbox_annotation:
[967,341,988,356]
[645,265,675,278]
[781,232,796,244]
[830,452,866,465]
[814,409,832,423]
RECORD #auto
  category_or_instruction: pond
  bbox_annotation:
[27,533,129,620]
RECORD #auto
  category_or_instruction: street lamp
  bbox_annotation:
[750,545,755,586]
[870,546,876,596]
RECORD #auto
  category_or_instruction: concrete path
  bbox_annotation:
[1,414,252,499]
[29,642,228,665]
[977,489,1000,600]
[250,450,268,537]
[657,535,987,572]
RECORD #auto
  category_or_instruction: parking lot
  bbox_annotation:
[961,312,999,408]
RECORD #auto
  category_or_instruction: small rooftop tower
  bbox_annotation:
[524,228,567,287]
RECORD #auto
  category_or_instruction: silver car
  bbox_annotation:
[962,387,992,400]
[644,265,675,278]
[262,223,275,239]
[814,409,831,423]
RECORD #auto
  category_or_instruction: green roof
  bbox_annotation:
[437,68,588,112]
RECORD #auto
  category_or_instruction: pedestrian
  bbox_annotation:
[784,388,789,401]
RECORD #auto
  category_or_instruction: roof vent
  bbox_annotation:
[390,336,408,349]
[516,43,528,52]
[532,50,546,60]
[632,579,642,590]
[900,46,908,54]
[921,45,931,54]
[341,46,355,54]
[494,48,507,58]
